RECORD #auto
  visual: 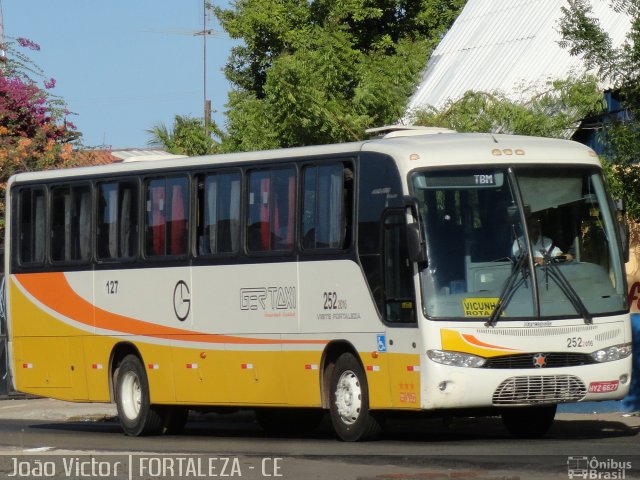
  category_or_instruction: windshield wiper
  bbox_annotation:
[485,252,530,327]
[541,255,592,324]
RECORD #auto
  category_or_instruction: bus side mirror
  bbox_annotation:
[406,222,426,264]
[403,196,427,264]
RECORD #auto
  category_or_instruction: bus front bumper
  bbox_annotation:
[421,357,632,410]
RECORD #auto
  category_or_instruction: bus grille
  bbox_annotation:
[492,375,586,405]
[483,352,595,369]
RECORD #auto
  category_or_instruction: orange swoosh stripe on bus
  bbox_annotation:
[15,272,328,346]
[461,334,516,351]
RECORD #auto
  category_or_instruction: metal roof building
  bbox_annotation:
[406,0,631,117]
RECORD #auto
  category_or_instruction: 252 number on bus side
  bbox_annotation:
[323,292,347,310]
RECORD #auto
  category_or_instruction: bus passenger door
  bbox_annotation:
[381,211,422,409]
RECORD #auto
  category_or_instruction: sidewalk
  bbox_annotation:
[0,397,117,422]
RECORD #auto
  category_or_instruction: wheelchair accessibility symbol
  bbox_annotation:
[377,335,387,352]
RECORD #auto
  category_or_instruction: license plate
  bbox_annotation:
[588,381,619,393]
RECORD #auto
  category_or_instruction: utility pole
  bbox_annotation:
[194,0,212,132]
[202,0,208,130]
[0,0,5,64]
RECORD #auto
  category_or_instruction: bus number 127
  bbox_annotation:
[106,280,119,295]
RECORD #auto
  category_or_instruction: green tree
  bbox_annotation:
[559,0,640,220]
[413,76,605,138]
[214,0,466,151]
[147,115,223,156]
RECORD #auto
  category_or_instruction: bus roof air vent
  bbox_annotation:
[111,149,189,162]
[365,125,456,139]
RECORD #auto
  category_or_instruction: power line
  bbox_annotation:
[138,27,227,39]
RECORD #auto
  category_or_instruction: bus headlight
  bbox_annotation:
[427,350,486,368]
[590,343,632,363]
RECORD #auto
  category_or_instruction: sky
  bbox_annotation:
[3,0,235,149]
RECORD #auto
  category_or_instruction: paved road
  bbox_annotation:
[0,399,639,479]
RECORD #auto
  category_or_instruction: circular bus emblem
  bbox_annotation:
[173,280,191,321]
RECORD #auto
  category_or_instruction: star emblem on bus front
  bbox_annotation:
[533,353,547,368]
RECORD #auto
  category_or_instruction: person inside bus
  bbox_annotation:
[512,216,573,265]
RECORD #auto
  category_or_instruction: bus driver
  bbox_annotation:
[512,216,574,265]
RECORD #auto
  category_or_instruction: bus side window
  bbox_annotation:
[51,184,91,263]
[168,179,188,255]
[17,187,46,265]
[97,181,138,261]
[247,167,295,253]
[197,171,241,256]
[147,179,166,256]
[302,163,350,250]
[144,176,189,258]
[247,171,270,251]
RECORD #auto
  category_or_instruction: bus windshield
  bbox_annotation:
[411,167,626,320]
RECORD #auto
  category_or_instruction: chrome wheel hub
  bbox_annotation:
[121,371,142,420]
[334,370,361,425]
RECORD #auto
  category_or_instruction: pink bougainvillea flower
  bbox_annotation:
[16,37,40,51]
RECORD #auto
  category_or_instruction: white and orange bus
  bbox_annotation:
[4,129,632,440]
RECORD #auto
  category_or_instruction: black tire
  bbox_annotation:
[329,352,382,441]
[501,404,557,437]
[163,407,189,435]
[115,354,164,436]
[255,408,324,436]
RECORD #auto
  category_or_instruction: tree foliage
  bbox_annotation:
[0,37,81,238]
[214,0,466,151]
[147,115,223,156]
[0,39,80,176]
[412,76,605,138]
[559,0,640,220]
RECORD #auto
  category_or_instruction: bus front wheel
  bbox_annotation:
[329,352,382,441]
[501,404,557,437]
[115,354,164,436]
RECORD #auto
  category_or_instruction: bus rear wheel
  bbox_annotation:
[115,354,164,436]
[501,404,557,437]
[329,352,382,441]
